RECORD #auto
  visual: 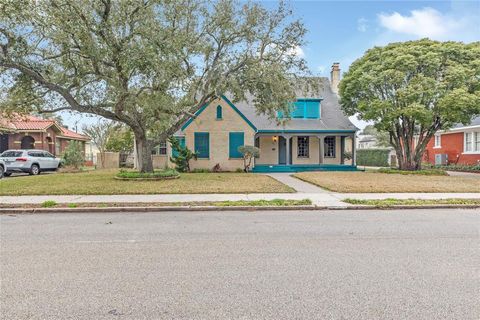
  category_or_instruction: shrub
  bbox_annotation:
[378,168,447,176]
[116,169,179,179]
[191,168,211,173]
[41,200,57,208]
[67,203,78,208]
[62,141,85,169]
[238,145,260,172]
[169,137,197,172]
[356,149,390,167]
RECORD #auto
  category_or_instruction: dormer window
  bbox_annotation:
[277,99,321,119]
[216,105,222,120]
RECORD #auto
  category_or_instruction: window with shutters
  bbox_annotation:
[324,136,336,158]
[229,132,244,158]
[194,132,209,158]
[297,136,309,158]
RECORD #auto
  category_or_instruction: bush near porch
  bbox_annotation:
[294,171,480,193]
[0,170,294,195]
[356,149,391,167]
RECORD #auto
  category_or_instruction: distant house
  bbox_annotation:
[152,63,359,172]
[357,134,378,149]
[424,117,480,165]
[0,115,90,156]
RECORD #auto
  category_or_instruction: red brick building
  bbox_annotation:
[424,117,480,166]
[0,115,90,155]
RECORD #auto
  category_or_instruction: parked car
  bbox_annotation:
[0,159,5,179]
[0,150,61,176]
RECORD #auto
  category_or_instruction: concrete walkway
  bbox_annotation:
[266,173,328,193]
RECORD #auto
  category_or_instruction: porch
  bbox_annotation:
[252,132,357,173]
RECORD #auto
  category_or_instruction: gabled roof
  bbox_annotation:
[180,77,358,134]
[451,116,480,130]
[230,77,358,133]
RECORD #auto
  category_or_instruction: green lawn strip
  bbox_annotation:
[0,199,312,209]
[116,169,179,179]
[344,198,480,207]
[377,168,447,176]
[0,170,294,195]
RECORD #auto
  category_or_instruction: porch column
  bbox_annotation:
[318,135,325,164]
[351,134,356,166]
[340,136,345,164]
[283,135,291,165]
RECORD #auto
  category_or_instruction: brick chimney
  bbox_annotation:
[330,62,340,95]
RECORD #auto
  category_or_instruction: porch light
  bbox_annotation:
[273,136,278,142]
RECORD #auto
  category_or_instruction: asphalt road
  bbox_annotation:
[1,209,479,320]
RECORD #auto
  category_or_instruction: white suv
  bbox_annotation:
[0,149,61,176]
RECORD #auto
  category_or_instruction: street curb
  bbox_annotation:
[0,204,479,214]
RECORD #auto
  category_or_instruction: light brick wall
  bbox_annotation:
[183,98,256,171]
[256,136,278,165]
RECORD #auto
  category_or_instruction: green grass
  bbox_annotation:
[0,199,311,208]
[377,168,447,176]
[344,198,480,207]
[41,200,57,208]
[0,169,294,195]
[293,171,480,193]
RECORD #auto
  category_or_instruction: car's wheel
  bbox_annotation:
[30,164,40,175]
[0,166,4,179]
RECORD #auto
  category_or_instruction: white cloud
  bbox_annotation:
[317,65,326,73]
[357,18,368,32]
[378,7,460,38]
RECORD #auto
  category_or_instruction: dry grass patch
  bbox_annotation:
[0,170,294,195]
[294,171,480,193]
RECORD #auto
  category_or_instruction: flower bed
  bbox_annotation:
[115,169,180,180]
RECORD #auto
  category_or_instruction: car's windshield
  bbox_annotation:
[0,151,23,157]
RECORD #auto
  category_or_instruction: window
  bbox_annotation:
[297,136,309,158]
[171,136,185,158]
[151,141,167,155]
[229,132,244,158]
[434,134,441,148]
[465,132,473,152]
[465,131,480,153]
[216,105,222,120]
[324,136,336,158]
[194,132,209,158]
[278,99,321,119]
[0,151,22,157]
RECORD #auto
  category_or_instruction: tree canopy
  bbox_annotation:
[340,39,480,170]
[0,0,311,172]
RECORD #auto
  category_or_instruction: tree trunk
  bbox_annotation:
[133,129,154,173]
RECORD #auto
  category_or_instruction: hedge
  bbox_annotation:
[356,149,391,167]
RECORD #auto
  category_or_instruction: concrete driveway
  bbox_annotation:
[1,209,479,320]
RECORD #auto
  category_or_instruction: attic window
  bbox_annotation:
[216,105,222,120]
[277,99,321,119]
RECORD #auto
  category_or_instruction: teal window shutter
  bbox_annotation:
[305,100,320,119]
[216,105,222,119]
[171,136,185,158]
[194,132,209,158]
[229,132,244,158]
[292,100,305,118]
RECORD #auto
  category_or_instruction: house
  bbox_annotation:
[424,116,480,165]
[152,63,359,172]
[357,134,378,149]
[0,115,90,156]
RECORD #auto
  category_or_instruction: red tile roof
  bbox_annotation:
[0,114,90,141]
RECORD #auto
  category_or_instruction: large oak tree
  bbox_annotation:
[340,39,480,170]
[0,0,311,172]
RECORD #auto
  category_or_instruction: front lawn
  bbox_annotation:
[294,171,480,193]
[0,170,294,195]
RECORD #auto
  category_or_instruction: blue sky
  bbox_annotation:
[64,0,480,130]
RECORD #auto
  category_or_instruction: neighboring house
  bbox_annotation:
[153,63,359,172]
[0,115,90,156]
[357,134,378,149]
[424,116,480,165]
